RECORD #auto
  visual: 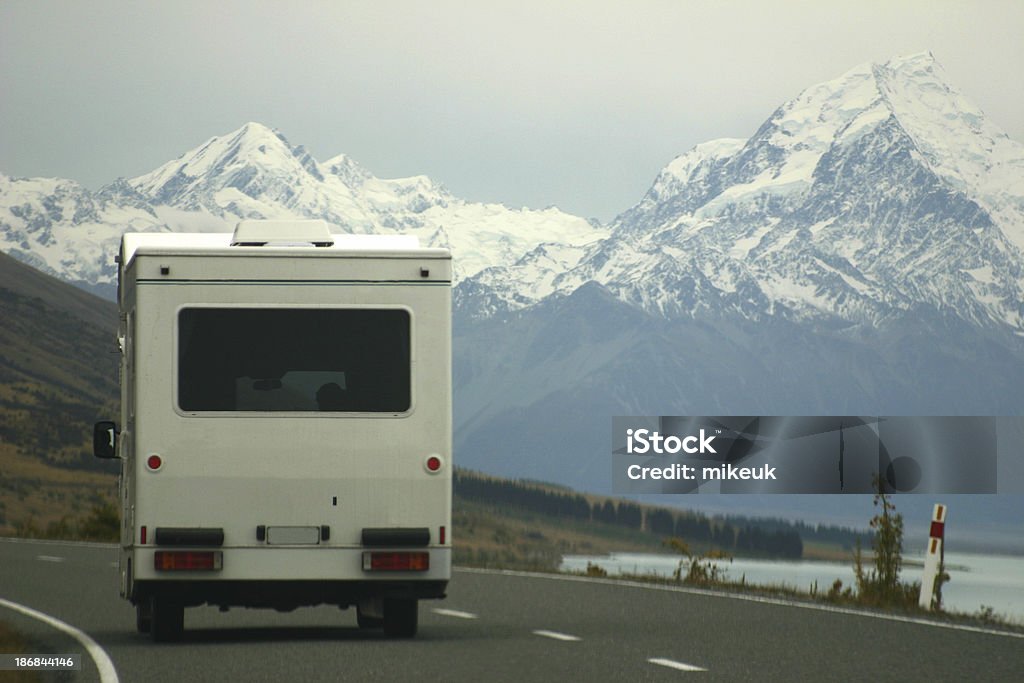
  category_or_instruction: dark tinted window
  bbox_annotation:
[178,308,410,412]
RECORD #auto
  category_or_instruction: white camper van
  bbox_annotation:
[93,220,452,641]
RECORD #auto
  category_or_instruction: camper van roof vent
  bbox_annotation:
[231,219,334,247]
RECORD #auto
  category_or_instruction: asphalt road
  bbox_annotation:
[1,538,1021,682]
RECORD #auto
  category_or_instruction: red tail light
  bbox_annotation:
[362,551,429,572]
[154,550,223,571]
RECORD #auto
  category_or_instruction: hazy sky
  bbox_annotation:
[1,1,1022,221]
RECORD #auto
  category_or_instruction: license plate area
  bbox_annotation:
[266,526,321,545]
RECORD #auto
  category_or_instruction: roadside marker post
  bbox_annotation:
[918,503,946,610]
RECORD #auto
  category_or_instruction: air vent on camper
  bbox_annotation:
[230,219,334,247]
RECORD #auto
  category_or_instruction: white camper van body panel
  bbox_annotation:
[115,230,451,607]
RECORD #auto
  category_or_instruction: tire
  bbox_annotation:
[382,598,418,638]
[150,596,184,643]
[136,601,152,634]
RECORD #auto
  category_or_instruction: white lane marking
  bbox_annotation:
[432,608,478,619]
[0,596,119,683]
[0,537,117,549]
[36,555,66,563]
[533,629,581,641]
[455,567,1024,641]
[649,657,707,672]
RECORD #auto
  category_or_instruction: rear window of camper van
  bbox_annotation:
[177,308,411,413]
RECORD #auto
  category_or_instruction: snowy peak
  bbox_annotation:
[321,152,373,186]
[707,55,927,203]
[461,52,1024,334]
[873,50,962,124]
[122,122,604,276]
[1,122,606,290]
[611,56,939,238]
[874,54,1024,232]
[623,51,1024,240]
[704,52,1022,207]
[129,122,326,209]
[767,52,1024,214]
[764,52,942,152]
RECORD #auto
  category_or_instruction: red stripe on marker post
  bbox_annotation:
[919,503,947,609]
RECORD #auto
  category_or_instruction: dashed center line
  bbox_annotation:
[532,629,581,642]
[36,555,65,563]
[648,657,707,672]
[432,608,478,619]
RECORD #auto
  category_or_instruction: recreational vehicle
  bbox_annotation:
[94,220,452,641]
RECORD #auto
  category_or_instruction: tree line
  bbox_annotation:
[454,469,806,559]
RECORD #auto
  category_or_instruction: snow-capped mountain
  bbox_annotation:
[450,52,1024,493]
[0,174,166,295]
[0,122,605,290]
[462,52,1024,334]
[3,53,1024,499]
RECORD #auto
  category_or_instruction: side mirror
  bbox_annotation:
[93,421,118,459]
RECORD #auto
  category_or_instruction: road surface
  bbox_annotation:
[1,538,1021,681]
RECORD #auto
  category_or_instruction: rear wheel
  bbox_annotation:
[149,596,184,643]
[136,601,152,634]
[382,598,418,638]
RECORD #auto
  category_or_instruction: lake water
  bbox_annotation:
[560,551,1024,623]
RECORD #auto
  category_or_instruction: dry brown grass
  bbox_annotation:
[0,443,116,536]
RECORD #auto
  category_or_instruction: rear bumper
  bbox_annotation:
[128,545,450,582]
[124,545,450,608]
[131,578,448,609]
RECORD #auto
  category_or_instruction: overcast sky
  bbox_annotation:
[1,1,1022,221]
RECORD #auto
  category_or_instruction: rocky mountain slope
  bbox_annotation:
[461,53,1024,335]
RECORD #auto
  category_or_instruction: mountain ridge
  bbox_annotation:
[0,122,606,289]
[458,52,1024,337]
[4,54,1021,335]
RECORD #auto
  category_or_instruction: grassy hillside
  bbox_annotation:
[0,442,117,535]
[0,251,119,470]
[0,252,120,534]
